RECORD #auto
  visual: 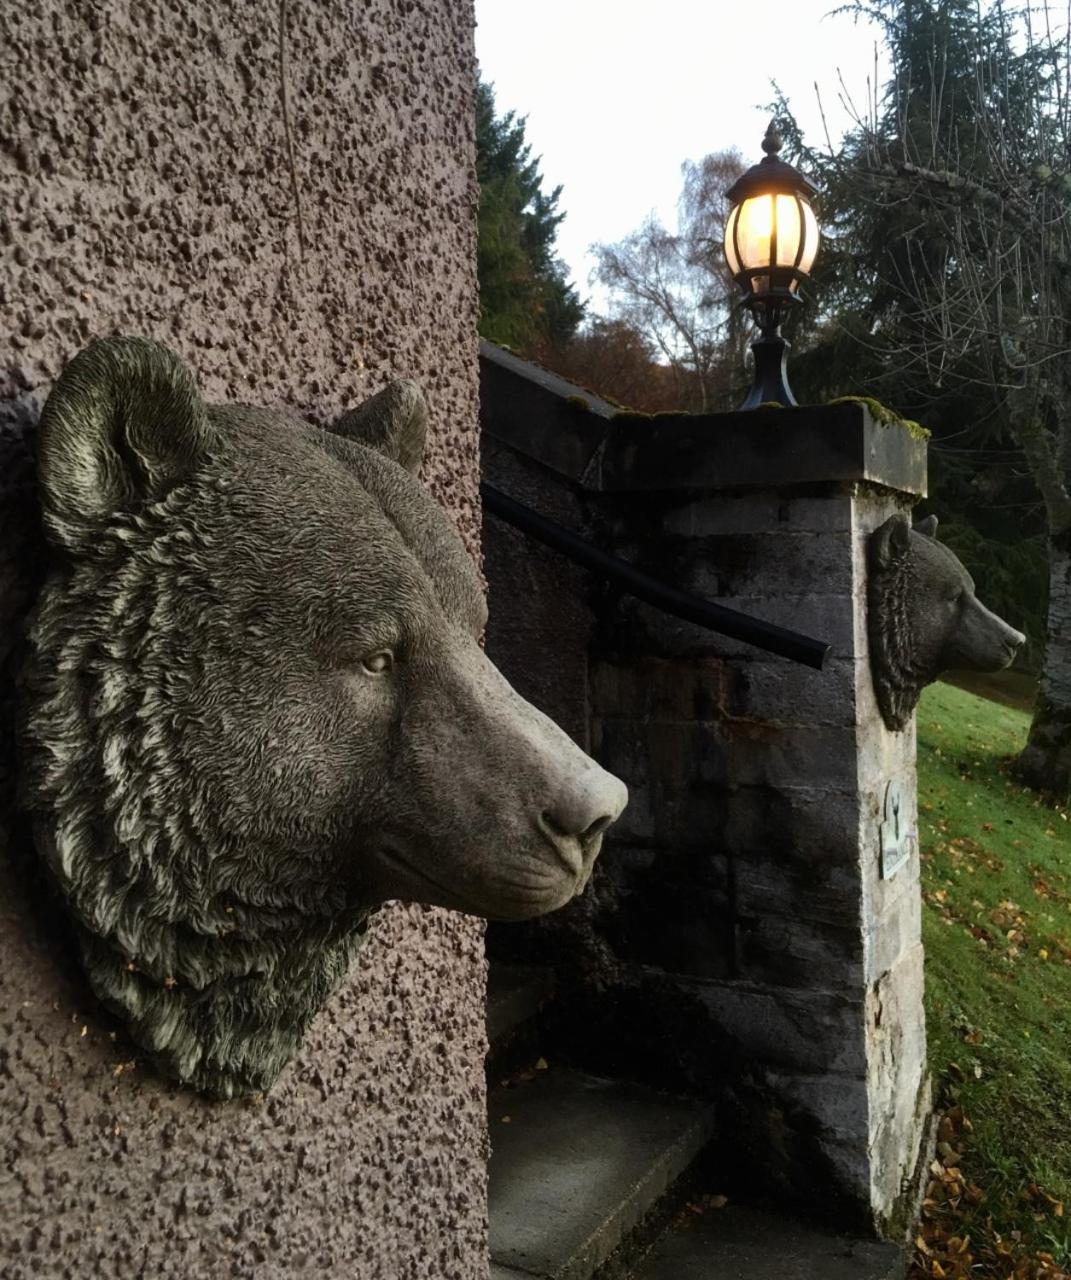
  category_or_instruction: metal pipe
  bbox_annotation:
[480,482,831,671]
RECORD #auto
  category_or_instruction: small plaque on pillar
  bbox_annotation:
[880,779,915,880]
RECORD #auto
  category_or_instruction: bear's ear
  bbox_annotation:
[331,379,428,475]
[872,513,912,568]
[913,514,939,539]
[37,337,218,548]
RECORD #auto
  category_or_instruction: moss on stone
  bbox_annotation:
[609,408,701,421]
[828,395,931,440]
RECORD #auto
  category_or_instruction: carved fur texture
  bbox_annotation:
[868,514,1025,732]
[18,338,626,1098]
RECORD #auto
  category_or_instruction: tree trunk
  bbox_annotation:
[1017,528,1071,799]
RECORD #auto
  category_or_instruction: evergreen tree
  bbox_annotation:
[475,76,583,353]
[776,0,1071,795]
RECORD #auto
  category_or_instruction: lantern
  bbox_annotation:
[724,122,820,409]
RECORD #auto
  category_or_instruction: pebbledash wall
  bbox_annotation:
[0,4,486,1278]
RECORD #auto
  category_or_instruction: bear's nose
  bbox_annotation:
[540,769,629,852]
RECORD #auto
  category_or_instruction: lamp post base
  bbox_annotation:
[739,332,798,410]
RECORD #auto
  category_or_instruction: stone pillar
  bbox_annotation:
[481,348,930,1235]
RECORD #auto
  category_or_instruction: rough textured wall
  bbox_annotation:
[0,2,486,1276]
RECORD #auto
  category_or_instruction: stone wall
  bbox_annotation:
[0,4,486,1277]
[482,344,930,1235]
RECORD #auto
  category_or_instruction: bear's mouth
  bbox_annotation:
[370,838,582,919]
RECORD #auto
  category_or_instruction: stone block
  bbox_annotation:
[866,944,929,1220]
[853,489,914,537]
[684,978,868,1075]
[763,1069,871,1146]
[722,780,850,858]
[607,878,735,981]
[735,851,864,930]
[596,839,731,977]
[604,596,837,667]
[855,714,919,794]
[863,874,923,983]
[590,656,729,722]
[848,493,917,666]
[598,403,927,498]
[593,718,729,849]
[729,786,865,926]
[854,636,889,724]
[480,342,614,486]
[717,721,860,791]
[592,718,656,842]
[591,652,861,734]
[658,491,856,538]
[817,1139,876,1211]
[484,515,594,750]
[724,657,859,727]
[680,593,855,659]
[734,913,864,990]
[609,531,855,601]
[481,434,590,528]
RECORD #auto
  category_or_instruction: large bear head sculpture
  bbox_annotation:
[17,336,627,1098]
[868,512,1026,731]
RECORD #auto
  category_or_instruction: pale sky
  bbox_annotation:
[475,0,890,307]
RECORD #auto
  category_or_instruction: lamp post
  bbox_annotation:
[724,122,820,409]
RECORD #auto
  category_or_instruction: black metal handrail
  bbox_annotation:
[480,482,830,671]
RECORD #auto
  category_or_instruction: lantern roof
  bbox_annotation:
[726,122,819,205]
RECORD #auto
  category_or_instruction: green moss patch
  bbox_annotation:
[828,394,931,440]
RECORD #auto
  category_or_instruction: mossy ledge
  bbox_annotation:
[610,396,930,435]
[828,395,931,440]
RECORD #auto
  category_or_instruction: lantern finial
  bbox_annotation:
[761,121,783,157]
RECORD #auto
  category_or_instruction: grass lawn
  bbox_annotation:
[913,681,1071,1279]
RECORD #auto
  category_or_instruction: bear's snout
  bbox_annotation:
[947,594,1026,672]
[537,769,629,876]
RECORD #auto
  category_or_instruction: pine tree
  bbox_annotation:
[475,77,583,354]
[767,5,1059,757]
[778,0,1071,795]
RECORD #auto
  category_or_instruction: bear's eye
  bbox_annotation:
[361,649,395,675]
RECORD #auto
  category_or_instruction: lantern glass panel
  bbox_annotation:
[773,194,802,267]
[724,205,742,275]
[733,194,774,270]
[798,200,820,274]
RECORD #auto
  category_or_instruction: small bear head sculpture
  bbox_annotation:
[18,337,627,1098]
[868,512,1026,731]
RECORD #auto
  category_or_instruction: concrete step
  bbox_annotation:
[488,1066,717,1280]
[487,962,556,1047]
[628,1202,906,1280]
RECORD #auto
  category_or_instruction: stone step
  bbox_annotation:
[488,1066,717,1280]
[628,1202,906,1280]
[487,962,556,1047]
